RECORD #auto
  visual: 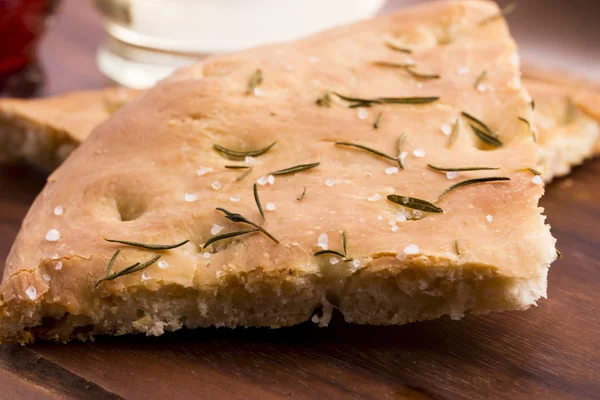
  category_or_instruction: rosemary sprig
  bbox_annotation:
[203,229,259,249]
[269,162,320,176]
[213,141,277,160]
[314,231,352,261]
[474,70,487,88]
[384,38,413,54]
[332,92,439,107]
[316,91,332,107]
[461,111,503,147]
[246,68,263,95]
[437,177,510,201]
[404,66,440,80]
[253,183,265,221]
[387,195,443,213]
[470,124,503,147]
[297,186,307,201]
[373,112,382,129]
[427,164,500,172]
[563,97,576,125]
[479,1,517,26]
[103,238,189,250]
[213,207,280,245]
[336,141,401,168]
[455,240,460,256]
[95,254,161,288]
[397,133,406,169]
[447,119,459,148]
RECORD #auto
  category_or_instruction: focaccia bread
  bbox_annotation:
[0,0,557,344]
[0,87,139,171]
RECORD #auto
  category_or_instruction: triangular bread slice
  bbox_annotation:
[0,88,138,171]
[0,0,557,344]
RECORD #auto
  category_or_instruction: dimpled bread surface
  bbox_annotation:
[0,0,556,343]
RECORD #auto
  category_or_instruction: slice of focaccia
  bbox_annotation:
[0,87,139,171]
[0,1,557,344]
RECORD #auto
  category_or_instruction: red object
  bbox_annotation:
[0,0,59,96]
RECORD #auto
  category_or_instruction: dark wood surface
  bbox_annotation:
[1,1,599,399]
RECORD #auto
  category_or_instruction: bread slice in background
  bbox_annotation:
[0,1,557,343]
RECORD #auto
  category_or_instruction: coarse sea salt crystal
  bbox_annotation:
[457,66,470,75]
[413,148,426,158]
[51,253,59,260]
[54,205,64,216]
[404,244,420,255]
[385,167,399,175]
[325,179,335,187]
[42,274,51,282]
[158,260,169,269]
[352,259,361,268]
[45,229,60,242]
[25,286,37,300]
[245,156,256,165]
[211,224,224,235]
[257,176,269,185]
[196,166,213,176]
[532,175,543,185]
[203,252,211,259]
[266,203,276,211]
[230,195,241,202]
[211,181,221,190]
[357,108,369,120]
[486,215,494,222]
[329,257,339,265]
[391,225,399,232]
[267,175,275,185]
[55,261,63,270]
[253,87,264,97]
[184,193,198,202]
[317,233,328,250]
[377,215,383,221]
[441,124,453,135]
[477,83,487,92]
[446,171,460,180]
[396,214,407,222]
[368,193,381,202]
[141,271,151,281]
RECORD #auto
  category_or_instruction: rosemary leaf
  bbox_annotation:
[314,231,352,261]
[427,164,500,172]
[373,112,382,129]
[297,186,307,201]
[404,66,440,80]
[95,254,161,288]
[246,68,263,95]
[455,240,460,256]
[384,38,413,53]
[335,142,397,162]
[332,92,439,106]
[461,111,494,135]
[342,231,348,256]
[563,97,576,125]
[387,195,443,213]
[556,249,563,259]
[203,229,259,249]
[106,249,121,276]
[270,162,320,176]
[371,61,415,68]
[479,1,517,26]
[236,167,253,181]
[253,183,265,222]
[397,133,406,169]
[348,102,373,109]
[213,141,277,160]
[518,116,531,130]
[469,124,504,147]
[225,165,251,169]
[531,100,535,110]
[474,70,487,88]
[103,238,189,250]
[437,176,510,201]
[316,91,332,107]
[314,249,347,258]
[521,168,542,176]
[447,119,460,148]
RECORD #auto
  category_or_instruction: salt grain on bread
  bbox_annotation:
[0,0,557,344]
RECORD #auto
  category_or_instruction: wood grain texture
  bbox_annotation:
[0,0,598,399]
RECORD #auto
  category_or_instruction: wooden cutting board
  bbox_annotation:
[0,1,598,398]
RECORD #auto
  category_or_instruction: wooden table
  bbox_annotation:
[1,1,598,398]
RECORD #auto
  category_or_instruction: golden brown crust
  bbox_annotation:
[0,1,556,343]
[0,88,139,170]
